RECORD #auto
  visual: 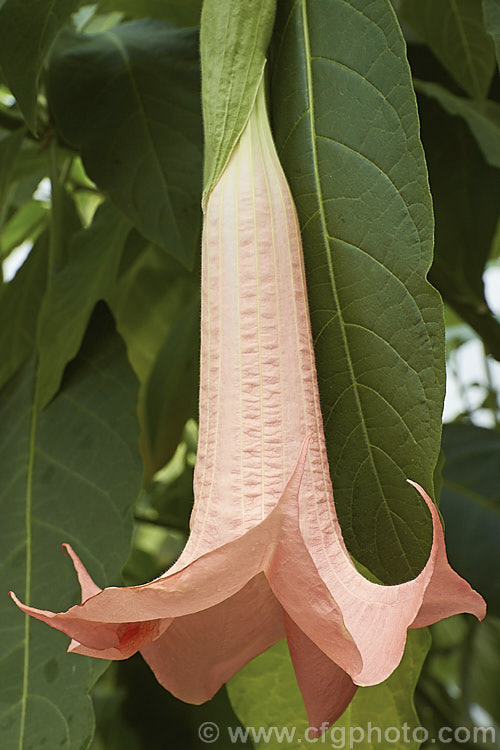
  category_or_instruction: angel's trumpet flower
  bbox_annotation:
[10,81,485,730]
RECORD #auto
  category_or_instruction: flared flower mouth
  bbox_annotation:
[10,79,485,731]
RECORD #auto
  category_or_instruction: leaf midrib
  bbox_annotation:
[18,396,37,750]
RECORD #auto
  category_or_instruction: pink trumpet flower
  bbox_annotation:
[10,81,485,730]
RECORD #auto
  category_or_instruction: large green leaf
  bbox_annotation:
[0,307,142,750]
[36,201,131,408]
[0,0,80,131]
[413,76,500,360]
[400,0,496,99]
[200,0,276,199]
[47,20,203,268]
[0,233,48,390]
[441,423,500,615]
[415,79,500,168]
[97,0,203,27]
[271,0,443,583]
[228,630,429,750]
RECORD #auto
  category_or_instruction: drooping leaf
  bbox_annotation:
[46,20,203,268]
[36,201,131,408]
[107,238,199,383]
[0,0,81,130]
[0,307,142,750]
[271,0,443,583]
[441,422,500,615]
[140,297,200,480]
[228,630,430,750]
[413,72,500,360]
[400,0,496,99]
[415,79,500,168]
[97,0,203,27]
[0,232,48,389]
[200,0,276,199]
[482,0,500,69]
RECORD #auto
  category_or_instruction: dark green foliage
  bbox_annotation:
[47,20,203,267]
[0,308,142,749]
[0,0,81,129]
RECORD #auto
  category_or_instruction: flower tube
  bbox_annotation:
[10,80,485,730]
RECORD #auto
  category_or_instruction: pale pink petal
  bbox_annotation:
[62,543,102,600]
[407,481,486,628]
[9,590,167,659]
[141,574,284,704]
[62,542,103,653]
[292,462,485,686]
[284,613,357,734]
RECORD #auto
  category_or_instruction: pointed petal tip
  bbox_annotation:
[406,478,434,506]
[9,591,28,612]
[59,543,102,601]
[406,478,487,624]
[284,615,357,737]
